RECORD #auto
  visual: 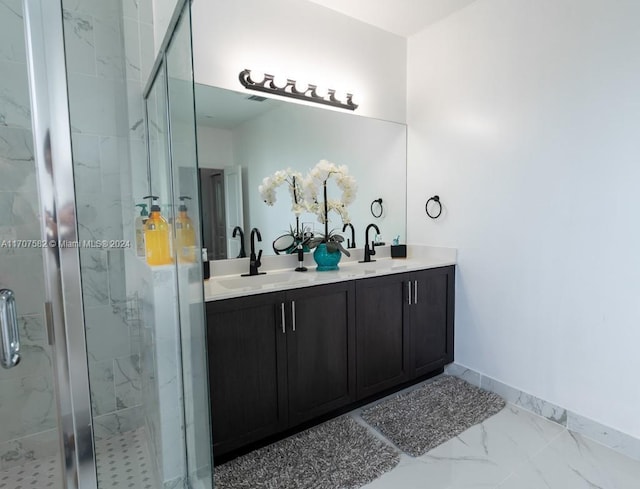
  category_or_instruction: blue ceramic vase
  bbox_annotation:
[313,243,342,271]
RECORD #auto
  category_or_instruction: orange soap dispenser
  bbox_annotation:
[175,196,197,262]
[143,195,172,266]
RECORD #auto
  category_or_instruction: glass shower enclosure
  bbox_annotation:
[0,0,211,487]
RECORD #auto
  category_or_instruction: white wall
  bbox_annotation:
[196,125,235,169]
[191,0,407,123]
[407,0,640,438]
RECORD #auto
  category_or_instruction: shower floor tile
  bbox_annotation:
[0,455,61,489]
[0,427,154,489]
[95,427,156,489]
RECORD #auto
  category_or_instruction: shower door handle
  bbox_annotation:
[0,289,20,369]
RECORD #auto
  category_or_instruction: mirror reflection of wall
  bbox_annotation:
[195,84,407,260]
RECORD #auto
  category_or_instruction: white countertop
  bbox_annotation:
[204,245,456,302]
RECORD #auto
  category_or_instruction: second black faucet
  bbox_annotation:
[242,227,265,276]
[232,226,246,258]
[360,223,380,263]
[342,223,356,249]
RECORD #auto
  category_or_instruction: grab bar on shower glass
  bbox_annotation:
[0,289,21,369]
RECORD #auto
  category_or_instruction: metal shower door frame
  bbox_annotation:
[23,0,97,487]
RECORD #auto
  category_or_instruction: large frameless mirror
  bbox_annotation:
[194,85,408,260]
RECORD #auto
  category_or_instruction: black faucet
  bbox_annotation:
[232,226,246,258]
[360,223,380,263]
[342,223,356,249]
[242,227,265,276]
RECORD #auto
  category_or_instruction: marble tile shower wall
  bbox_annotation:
[61,0,148,440]
[0,0,157,471]
[119,0,164,480]
[0,0,59,470]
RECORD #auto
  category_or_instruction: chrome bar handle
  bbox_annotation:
[291,301,296,332]
[281,302,286,333]
[0,289,20,369]
[407,281,412,305]
[414,280,418,305]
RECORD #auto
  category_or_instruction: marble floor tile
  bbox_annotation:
[501,430,640,489]
[361,400,640,489]
[361,403,562,489]
[362,455,452,489]
[461,404,565,469]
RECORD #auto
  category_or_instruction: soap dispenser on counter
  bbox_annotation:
[143,195,172,266]
[134,203,148,258]
[175,196,196,262]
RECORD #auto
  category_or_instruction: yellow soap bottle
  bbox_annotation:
[175,196,197,262]
[143,195,172,266]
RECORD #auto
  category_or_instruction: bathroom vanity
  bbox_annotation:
[204,246,456,457]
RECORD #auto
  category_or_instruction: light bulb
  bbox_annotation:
[314,85,328,99]
[249,70,264,84]
[294,79,308,94]
[273,74,287,89]
[332,90,347,103]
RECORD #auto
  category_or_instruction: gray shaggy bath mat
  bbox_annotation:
[361,376,505,457]
[214,416,399,489]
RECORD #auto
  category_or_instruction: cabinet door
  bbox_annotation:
[411,266,455,377]
[355,273,410,399]
[285,282,356,427]
[206,292,287,456]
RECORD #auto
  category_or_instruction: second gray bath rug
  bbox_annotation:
[361,376,505,457]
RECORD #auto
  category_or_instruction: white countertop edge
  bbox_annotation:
[204,245,456,302]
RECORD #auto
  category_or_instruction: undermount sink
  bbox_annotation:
[369,263,408,273]
[344,259,408,275]
[218,273,298,290]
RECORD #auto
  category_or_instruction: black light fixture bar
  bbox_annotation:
[239,69,358,111]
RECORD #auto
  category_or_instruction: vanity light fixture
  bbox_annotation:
[238,69,358,111]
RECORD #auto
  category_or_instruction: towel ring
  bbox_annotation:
[370,198,383,218]
[425,195,442,219]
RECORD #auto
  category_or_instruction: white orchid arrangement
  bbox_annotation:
[258,160,357,256]
[303,160,357,256]
[303,159,357,226]
[258,168,306,216]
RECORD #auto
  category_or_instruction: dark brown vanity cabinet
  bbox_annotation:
[355,265,455,399]
[206,281,355,456]
[410,266,455,377]
[355,273,411,399]
[206,292,287,456]
[207,265,454,456]
[285,282,356,427]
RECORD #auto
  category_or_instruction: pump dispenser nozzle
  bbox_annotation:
[178,196,192,212]
[135,203,148,217]
[143,195,161,212]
